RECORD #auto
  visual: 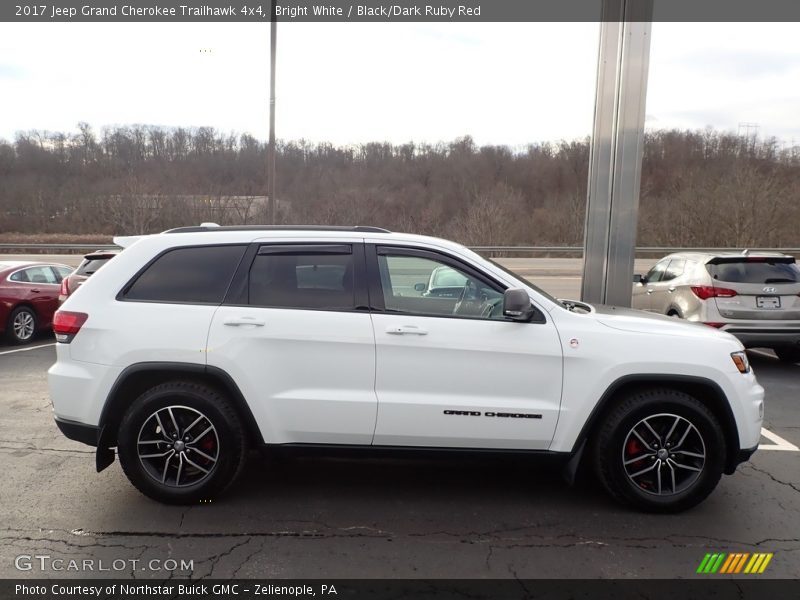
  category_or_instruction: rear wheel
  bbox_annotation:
[6,306,37,344]
[775,347,800,363]
[117,381,247,504]
[593,388,726,512]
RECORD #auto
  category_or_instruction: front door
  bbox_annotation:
[367,245,563,450]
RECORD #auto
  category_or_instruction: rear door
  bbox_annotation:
[707,256,800,320]
[206,241,378,445]
[367,244,563,450]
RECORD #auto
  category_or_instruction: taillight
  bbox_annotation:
[703,323,726,328]
[59,278,70,297]
[690,285,738,300]
[52,311,88,343]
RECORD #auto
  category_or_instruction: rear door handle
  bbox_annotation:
[223,316,265,327]
[386,325,428,335]
[668,287,676,293]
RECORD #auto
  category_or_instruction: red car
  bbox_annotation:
[0,261,73,344]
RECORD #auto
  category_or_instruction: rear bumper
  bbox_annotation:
[55,417,99,447]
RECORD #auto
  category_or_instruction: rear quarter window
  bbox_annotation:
[123,245,246,304]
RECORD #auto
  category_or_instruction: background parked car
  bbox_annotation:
[59,250,118,304]
[632,251,800,362]
[0,261,73,344]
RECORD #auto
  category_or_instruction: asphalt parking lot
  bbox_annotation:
[0,337,798,580]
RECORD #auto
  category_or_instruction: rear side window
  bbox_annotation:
[248,248,355,310]
[124,245,246,303]
[706,260,800,284]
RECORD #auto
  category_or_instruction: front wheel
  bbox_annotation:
[593,388,726,512]
[117,381,247,504]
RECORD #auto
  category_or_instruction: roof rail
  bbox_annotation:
[163,225,391,234]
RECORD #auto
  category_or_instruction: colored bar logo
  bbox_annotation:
[697,552,773,574]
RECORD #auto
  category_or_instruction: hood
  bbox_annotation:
[590,304,738,343]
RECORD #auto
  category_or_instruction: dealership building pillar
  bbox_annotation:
[581,0,653,307]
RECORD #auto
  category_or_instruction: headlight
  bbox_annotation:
[731,351,750,374]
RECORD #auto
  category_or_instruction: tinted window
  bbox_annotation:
[707,260,800,284]
[662,259,686,282]
[249,252,355,310]
[378,253,504,319]
[76,257,113,276]
[124,245,246,303]
[10,266,59,284]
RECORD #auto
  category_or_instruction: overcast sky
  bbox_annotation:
[0,22,798,146]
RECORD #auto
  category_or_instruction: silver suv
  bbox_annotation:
[633,251,800,362]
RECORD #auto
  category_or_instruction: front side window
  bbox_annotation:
[645,260,669,283]
[378,253,505,319]
[123,245,246,303]
[249,250,355,310]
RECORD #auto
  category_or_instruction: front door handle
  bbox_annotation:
[386,325,428,335]
[223,316,265,327]
[646,288,654,295]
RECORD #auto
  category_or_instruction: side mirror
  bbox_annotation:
[633,274,646,284]
[414,282,426,292]
[503,288,537,322]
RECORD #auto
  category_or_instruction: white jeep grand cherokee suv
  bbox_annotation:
[49,225,764,511]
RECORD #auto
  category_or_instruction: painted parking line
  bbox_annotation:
[759,427,799,451]
[0,342,55,356]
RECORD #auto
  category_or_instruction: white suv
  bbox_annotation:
[49,226,764,511]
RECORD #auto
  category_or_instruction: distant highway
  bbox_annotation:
[0,254,658,299]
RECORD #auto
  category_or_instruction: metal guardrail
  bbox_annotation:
[1,243,799,255]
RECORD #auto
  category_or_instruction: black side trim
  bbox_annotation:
[98,362,265,447]
[265,442,570,464]
[572,374,741,472]
[55,417,99,447]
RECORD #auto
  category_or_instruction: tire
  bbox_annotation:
[774,347,800,363]
[592,388,726,513]
[6,306,37,344]
[117,381,247,504]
